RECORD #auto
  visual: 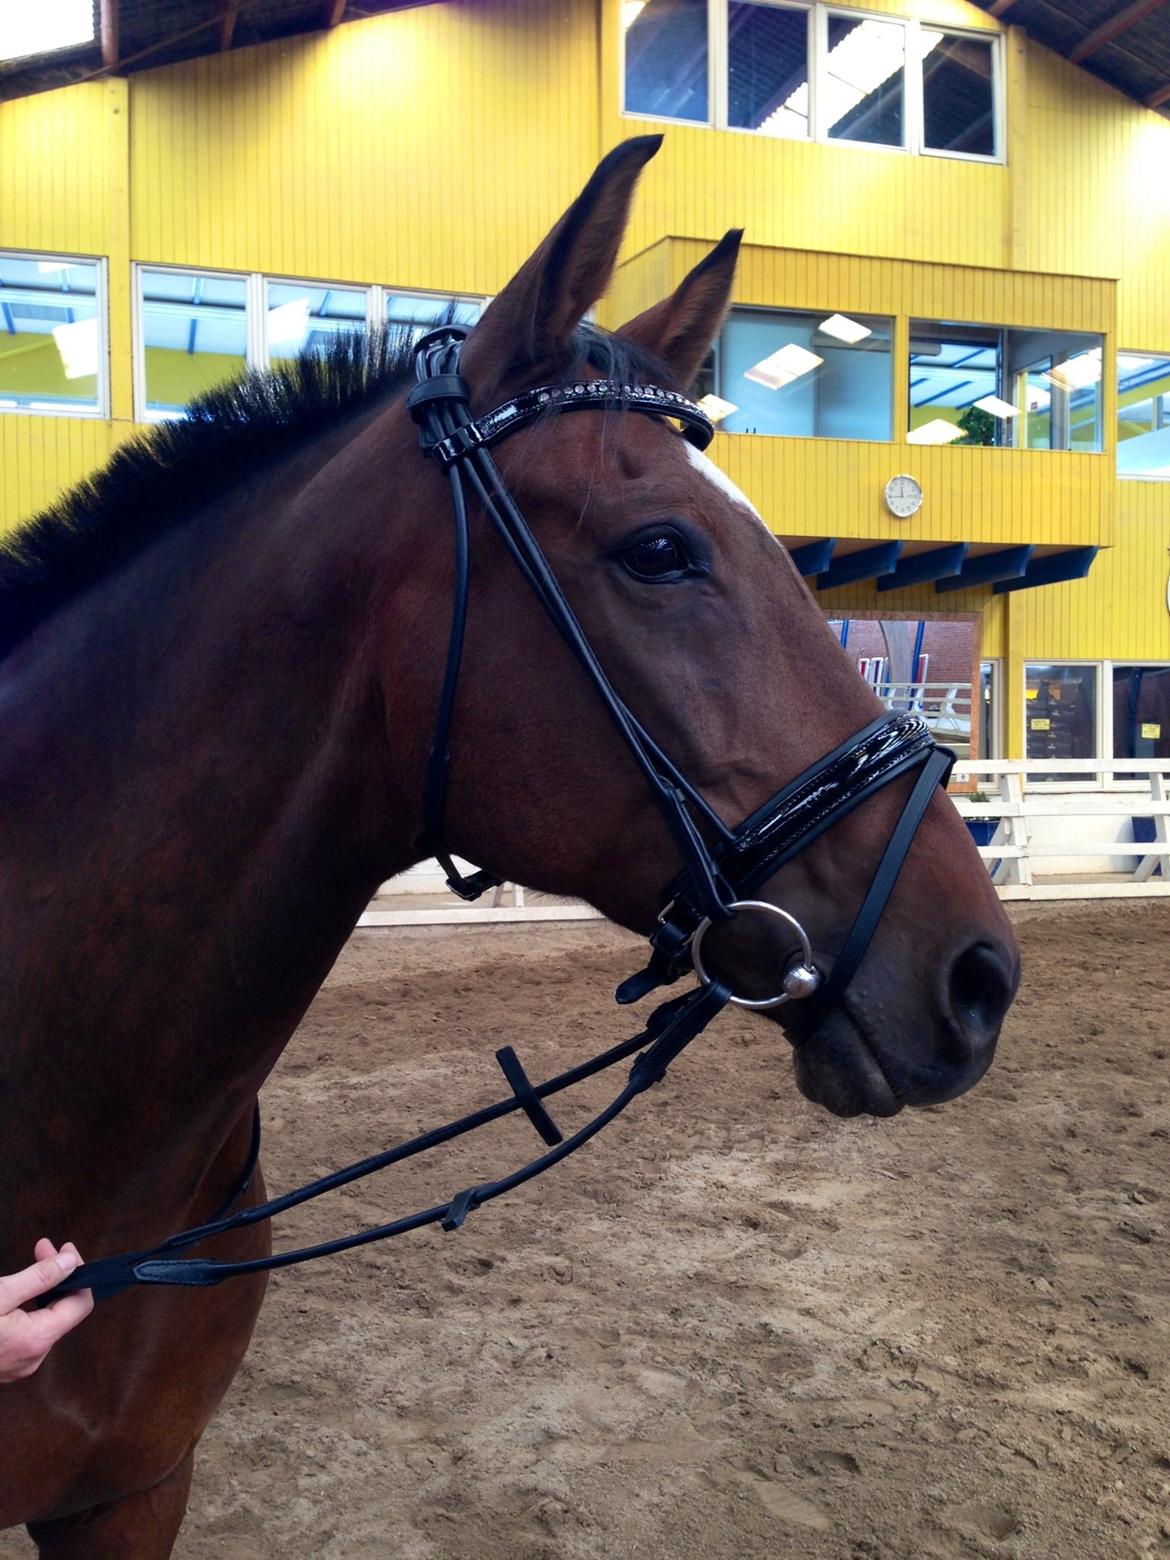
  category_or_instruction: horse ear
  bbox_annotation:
[461,135,663,387]
[618,229,743,389]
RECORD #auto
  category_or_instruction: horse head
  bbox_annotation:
[381,136,1020,1118]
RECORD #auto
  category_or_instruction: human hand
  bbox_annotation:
[0,1240,95,1383]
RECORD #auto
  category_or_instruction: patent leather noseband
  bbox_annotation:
[44,327,953,1306]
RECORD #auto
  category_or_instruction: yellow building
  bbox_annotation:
[2,0,1168,764]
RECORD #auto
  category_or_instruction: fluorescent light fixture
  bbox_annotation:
[52,317,99,379]
[698,394,737,423]
[822,19,906,137]
[37,260,71,274]
[1046,350,1102,391]
[267,297,311,348]
[906,418,964,446]
[0,0,94,63]
[974,394,1019,419]
[622,0,647,29]
[744,343,823,390]
[1025,386,1051,412]
[0,399,18,408]
[818,313,871,345]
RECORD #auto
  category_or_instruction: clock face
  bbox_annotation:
[884,474,923,519]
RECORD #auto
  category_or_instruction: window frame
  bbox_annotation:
[716,300,896,442]
[1022,659,1104,790]
[0,248,109,420]
[620,1,1005,165]
[1116,347,1170,482]
[134,264,486,422]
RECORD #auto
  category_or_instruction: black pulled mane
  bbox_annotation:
[0,322,676,659]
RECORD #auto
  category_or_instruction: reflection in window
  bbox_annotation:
[385,291,480,337]
[1113,666,1170,759]
[0,254,102,414]
[921,30,996,157]
[266,282,366,362]
[717,307,891,440]
[908,322,1103,451]
[623,0,709,124]
[824,13,904,148]
[1026,664,1097,769]
[1117,352,1170,477]
[728,2,809,137]
[140,268,247,420]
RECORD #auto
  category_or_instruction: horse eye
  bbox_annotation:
[620,531,690,582]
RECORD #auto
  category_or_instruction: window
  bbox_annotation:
[135,267,483,420]
[714,306,892,439]
[622,3,1001,162]
[1117,352,1170,477]
[623,0,709,123]
[1025,664,1098,770]
[0,0,93,64]
[139,268,248,421]
[1112,665,1170,760]
[0,252,105,416]
[265,281,367,363]
[921,29,997,158]
[385,291,480,336]
[824,12,904,149]
[728,2,809,137]
[908,322,1104,451]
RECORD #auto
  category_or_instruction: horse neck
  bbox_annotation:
[0,401,434,1213]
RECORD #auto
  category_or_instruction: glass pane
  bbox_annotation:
[1117,352,1170,476]
[1112,666,1170,759]
[921,31,996,157]
[908,322,1003,446]
[1007,329,1102,452]
[825,14,904,147]
[266,281,367,363]
[1026,664,1097,771]
[385,292,480,335]
[719,308,891,440]
[0,255,100,413]
[140,267,247,419]
[623,0,708,124]
[728,2,808,137]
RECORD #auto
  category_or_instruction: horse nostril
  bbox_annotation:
[947,941,1016,1038]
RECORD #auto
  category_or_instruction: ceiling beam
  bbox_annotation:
[1069,0,1170,64]
[987,0,1018,17]
[99,0,119,69]
[1146,80,1170,107]
[324,0,347,25]
[218,0,241,50]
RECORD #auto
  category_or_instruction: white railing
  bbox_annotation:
[950,758,1170,899]
[874,680,973,755]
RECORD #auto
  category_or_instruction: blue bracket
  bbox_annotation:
[818,541,903,591]
[789,538,836,577]
[994,546,1099,593]
[877,542,969,592]
[936,545,1033,593]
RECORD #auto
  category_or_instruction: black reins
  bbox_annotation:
[43,327,953,1307]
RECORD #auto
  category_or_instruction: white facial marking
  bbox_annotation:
[683,441,766,529]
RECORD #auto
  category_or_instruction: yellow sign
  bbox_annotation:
[1031,718,1051,731]
[1141,722,1162,739]
[1026,688,1039,700]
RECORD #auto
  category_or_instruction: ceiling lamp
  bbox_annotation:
[744,343,823,390]
[973,394,1019,418]
[267,298,311,349]
[906,418,964,445]
[52,317,99,380]
[1046,350,1102,391]
[698,393,738,423]
[818,313,871,345]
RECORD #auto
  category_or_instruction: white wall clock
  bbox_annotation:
[884,474,923,519]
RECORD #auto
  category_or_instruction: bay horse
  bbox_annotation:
[0,137,1019,1556]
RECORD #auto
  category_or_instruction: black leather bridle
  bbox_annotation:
[44,327,953,1306]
